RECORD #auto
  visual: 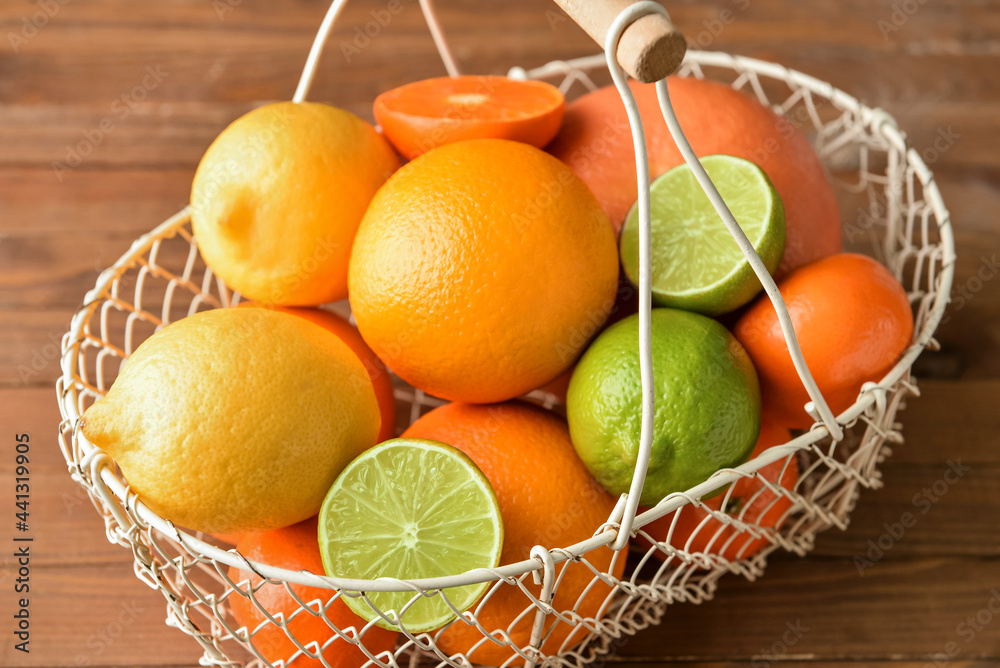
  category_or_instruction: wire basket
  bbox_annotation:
[56,1,955,667]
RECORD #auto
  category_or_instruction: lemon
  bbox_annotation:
[566,309,761,507]
[191,101,399,306]
[319,438,503,632]
[79,307,381,534]
[620,154,785,316]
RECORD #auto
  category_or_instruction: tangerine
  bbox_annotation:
[636,420,799,563]
[228,517,399,667]
[374,75,564,160]
[734,253,913,428]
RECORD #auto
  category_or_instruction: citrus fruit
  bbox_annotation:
[241,303,396,442]
[402,401,625,664]
[566,309,761,507]
[636,419,799,563]
[228,517,399,667]
[349,138,619,403]
[734,253,914,429]
[619,154,786,316]
[191,101,399,305]
[318,439,503,632]
[532,276,643,406]
[547,77,841,275]
[373,75,565,160]
[79,307,380,533]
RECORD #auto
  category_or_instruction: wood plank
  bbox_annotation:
[2,1,998,666]
[4,382,998,574]
[4,80,998,174]
[810,462,1000,557]
[3,557,999,666]
[617,557,1000,662]
[0,168,190,234]
[2,1,1000,171]
[0,562,205,667]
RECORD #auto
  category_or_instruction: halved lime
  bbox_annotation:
[318,438,503,632]
[620,154,786,316]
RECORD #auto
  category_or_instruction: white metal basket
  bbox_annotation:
[56,1,955,667]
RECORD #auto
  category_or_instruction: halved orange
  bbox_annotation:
[373,75,565,160]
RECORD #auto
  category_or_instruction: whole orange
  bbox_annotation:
[349,139,619,403]
[228,517,398,667]
[635,419,799,563]
[240,303,396,442]
[401,401,625,664]
[733,253,913,429]
[547,77,842,276]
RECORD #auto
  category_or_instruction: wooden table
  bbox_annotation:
[1,0,998,666]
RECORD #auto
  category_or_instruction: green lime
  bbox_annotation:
[566,309,761,507]
[318,438,503,632]
[620,154,785,316]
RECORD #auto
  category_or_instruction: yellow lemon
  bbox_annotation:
[191,101,399,306]
[80,307,381,534]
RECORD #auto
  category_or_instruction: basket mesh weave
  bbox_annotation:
[56,48,954,668]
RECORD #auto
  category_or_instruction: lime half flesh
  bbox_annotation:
[318,438,503,632]
[620,154,786,316]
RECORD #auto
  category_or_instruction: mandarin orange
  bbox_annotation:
[636,419,798,563]
[734,253,913,428]
[374,75,565,160]
[228,518,398,667]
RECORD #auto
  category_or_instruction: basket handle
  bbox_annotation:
[553,0,687,82]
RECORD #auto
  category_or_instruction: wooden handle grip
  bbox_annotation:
[553,0,686,82]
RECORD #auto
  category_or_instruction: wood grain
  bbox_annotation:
[2,0,998,666]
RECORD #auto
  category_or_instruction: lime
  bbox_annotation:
[620,154,786,316]
[566,309,761,507]
[318,438,504,632]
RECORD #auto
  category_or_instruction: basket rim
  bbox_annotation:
[56,48,956,594]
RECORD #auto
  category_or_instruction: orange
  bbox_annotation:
[373,76,565,160]
[401,401,625,664]
[534,276,639,406]
[547,77,842,276]
[191,101,399,305]
[240,303,396,442]
[349,139,619,403]
[228,517,398,667]
[636,420,799,563]
[734,253,913,429]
